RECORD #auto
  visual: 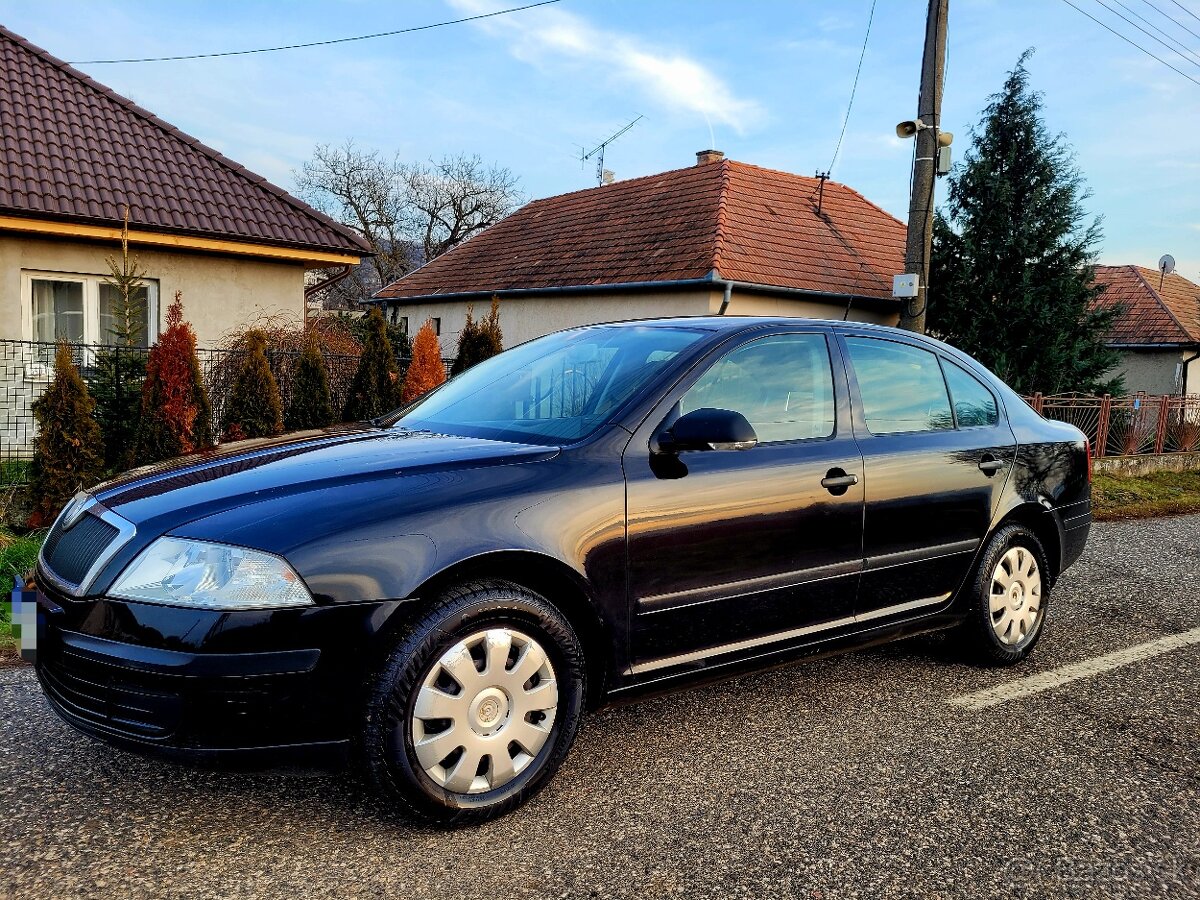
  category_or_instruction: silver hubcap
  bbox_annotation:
[990,546,1042,646]
[411,628,558,795]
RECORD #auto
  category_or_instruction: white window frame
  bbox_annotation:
[21,269,160,346]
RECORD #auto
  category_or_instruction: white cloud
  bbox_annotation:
[448,0,764,133]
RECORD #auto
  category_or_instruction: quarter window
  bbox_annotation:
[942,360,999,427]
[845,337,953,435]
[680,333,836,443]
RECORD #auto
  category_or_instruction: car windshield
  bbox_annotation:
[390,324,709,444]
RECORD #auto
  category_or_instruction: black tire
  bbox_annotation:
[952,524,1050,667]
[362,579,586,826]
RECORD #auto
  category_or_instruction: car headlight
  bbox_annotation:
[109,537,314,610]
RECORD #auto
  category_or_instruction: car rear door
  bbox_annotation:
[837,332,1017,620]
[624,328,865,673]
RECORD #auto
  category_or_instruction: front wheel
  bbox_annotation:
[362,580,586,825]
[953,524,1050,666]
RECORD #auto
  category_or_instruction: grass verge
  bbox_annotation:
[1,528,43,665]
[1092,469,1200,521]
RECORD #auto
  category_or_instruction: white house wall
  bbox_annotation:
[0,234,307,348]
[1111,348,1191,396]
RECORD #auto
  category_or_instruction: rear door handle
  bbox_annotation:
[978,455,1005,475]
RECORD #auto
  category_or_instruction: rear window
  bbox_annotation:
[845,337,953,435]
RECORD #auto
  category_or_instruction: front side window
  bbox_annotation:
[680,333,836,443]
[942,359,999,427]
[845,337,953,435]
[394,324,708,444]
[26,272,158,346]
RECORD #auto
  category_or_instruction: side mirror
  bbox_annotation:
[658,407,758,453]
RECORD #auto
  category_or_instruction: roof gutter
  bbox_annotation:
[372,275,897,308]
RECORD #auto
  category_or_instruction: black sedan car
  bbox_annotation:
[31,317,1091,824]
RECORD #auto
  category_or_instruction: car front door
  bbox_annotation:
[838,333,1017,621]
[624,329,865,674]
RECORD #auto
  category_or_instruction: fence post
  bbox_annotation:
[1031,392,1043,414]
[1154,395,1170,455]
[1096,394,1112,458]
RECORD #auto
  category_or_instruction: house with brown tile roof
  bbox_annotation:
[1093,264,1200,395]
[0,25,369,349]
[371,151,905,351]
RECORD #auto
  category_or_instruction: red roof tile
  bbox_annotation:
[1094,265,1200,346]
[0,26,368,256]
[375,159,906,301]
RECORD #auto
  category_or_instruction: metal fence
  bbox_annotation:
[1027,392,1200,457]
[0,339,363,465]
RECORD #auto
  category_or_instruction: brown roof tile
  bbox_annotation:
[0,26,368,256]
[1094,265,1200,346]
[375,159,905,301]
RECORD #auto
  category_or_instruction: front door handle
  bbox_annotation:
[978,455,1005,475]
[821,468,859,495]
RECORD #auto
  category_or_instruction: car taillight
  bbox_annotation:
[1084,438,1093,483]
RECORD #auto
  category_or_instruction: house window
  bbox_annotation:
[430,317,441,336]
[25,272,159,347]
[398,316,409,335]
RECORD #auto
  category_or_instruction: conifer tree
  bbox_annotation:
[285,333,335,430]
[928,51,1123,395]
[134,292,213,463]
[29,342,104,525]
[91,205,148,470]
[450,296,504,375]
[401,319,447,405]
[221,330,283,440]
[343,306,400,421]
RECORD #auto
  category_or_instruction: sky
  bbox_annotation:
[3,0,1198,278]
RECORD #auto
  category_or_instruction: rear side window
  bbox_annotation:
[845,337,953,435]
[942,359,999,427]
[680,333,836,443]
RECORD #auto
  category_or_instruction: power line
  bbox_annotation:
[1168,0,1200,24]
[1091,0,1200,68]
[827,0,879,174]
[69,0,565,65]
[1113,0,1200,63]
[1057,0,1200,86]
[1139,0,1200,42]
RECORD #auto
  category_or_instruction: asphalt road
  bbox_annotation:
[2,515,1198,899]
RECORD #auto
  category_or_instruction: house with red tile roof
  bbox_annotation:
[1093,265,1200,395]
[372,151,906,350]
[0,25,368,349]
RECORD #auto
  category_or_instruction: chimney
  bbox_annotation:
[695,149,724,165]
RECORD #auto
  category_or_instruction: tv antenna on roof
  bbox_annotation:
[581,115,643,186]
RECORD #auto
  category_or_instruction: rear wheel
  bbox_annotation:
[953,524,1049,666]
[362,580,586,825]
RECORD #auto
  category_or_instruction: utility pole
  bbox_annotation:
[897,0,948,334]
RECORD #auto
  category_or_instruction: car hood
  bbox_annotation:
[92,425,559,530]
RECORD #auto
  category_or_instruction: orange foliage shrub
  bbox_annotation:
[400,319,446,405]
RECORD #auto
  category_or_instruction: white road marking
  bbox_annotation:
[948,626,1200,711]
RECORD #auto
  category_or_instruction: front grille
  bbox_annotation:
[42,513,120,588]
[39,652,182,739]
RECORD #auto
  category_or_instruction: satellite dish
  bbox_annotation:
[1159,254,1176,275]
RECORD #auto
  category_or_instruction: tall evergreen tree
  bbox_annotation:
[928,51,1123,395]
[221,330,283,441]
[29,343,104,526]
[401,319,447,405]
[343,306,400,421]
[91,205,148,471]
[285,333,336,430]
[134,292,213,464]
[450,296,504,376]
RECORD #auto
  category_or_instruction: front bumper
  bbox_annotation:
[29,575,404,762]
